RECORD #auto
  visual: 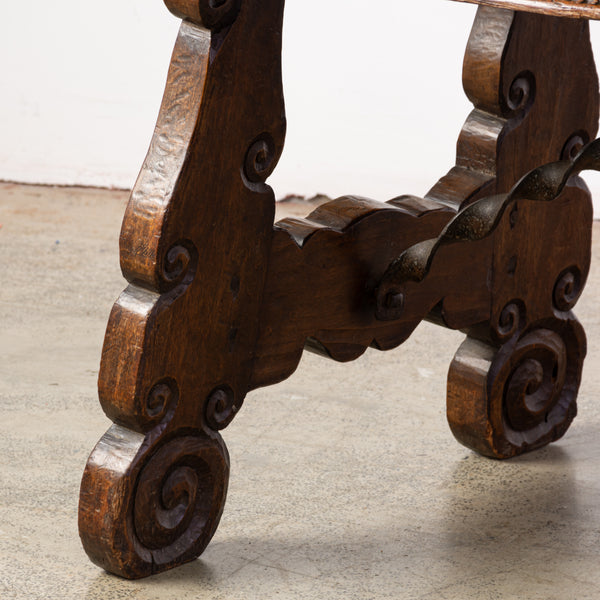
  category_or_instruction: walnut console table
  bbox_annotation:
[79,0,600,579]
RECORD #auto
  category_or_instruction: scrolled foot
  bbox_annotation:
[79,426,229,579]
[447,318,585,459]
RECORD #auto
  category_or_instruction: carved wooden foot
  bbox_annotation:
[79,1,600,579]
[378,140,600,457]
[79,426,228,578]
[448,316,585,458]
[79,0,287,578]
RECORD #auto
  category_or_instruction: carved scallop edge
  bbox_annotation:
[275,195,454,249]
[249,194,455,389]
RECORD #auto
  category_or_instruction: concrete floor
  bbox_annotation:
[1,181,599,599]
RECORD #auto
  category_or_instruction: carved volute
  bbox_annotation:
[78,1,600,579]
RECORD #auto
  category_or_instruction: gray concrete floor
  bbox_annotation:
[1,181,599,599]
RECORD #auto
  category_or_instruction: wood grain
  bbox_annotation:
[428,7,598,208]
[452,0,600,20]
[79,2,600,578]
[379,140,600,456]
[80,0,286,578]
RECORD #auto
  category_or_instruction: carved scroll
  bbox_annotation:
[377,139,600,456]
[79,0,286,578]
[79,2,599,579]
[448,317,585,458]
[428,7,598,209]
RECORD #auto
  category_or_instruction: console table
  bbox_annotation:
[79,0,600,578]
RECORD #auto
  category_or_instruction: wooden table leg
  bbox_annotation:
[378,6,600,458]
[378,140,600,457]
[78,3,599,578]
[79,0,287,578]
[436,6,600,457]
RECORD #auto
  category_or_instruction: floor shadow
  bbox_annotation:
[84,445,587,599]
[438,444,584,585]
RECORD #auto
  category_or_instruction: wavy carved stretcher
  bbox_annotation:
[79,0,600,578]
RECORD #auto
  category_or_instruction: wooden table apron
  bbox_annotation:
[78,0,600,579]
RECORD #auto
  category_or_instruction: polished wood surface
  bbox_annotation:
[80,0,285,578]
[79,1,600,579]
[452,0,600,20]
[380,142,600,457]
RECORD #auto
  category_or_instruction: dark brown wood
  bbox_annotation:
[80,0,286,578]
[428,7,599,208]
[252,6,598,387]
[249,196,453,388]
[79,1,600,579]
[379,141,600,457]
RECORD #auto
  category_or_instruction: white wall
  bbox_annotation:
[274,0,476,200]
[1,1,600,204]
[0,1,179,188]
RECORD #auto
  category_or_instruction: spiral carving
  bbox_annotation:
[132,433,229,570]
[79,426,230,578]
[553,266,583,312]
[494,301,523,341]
[145,379,179,424]
[561,132,589,162]
[506,71,535,116]
[205,385,239,430]
[160,240,198,291]
[502,330,566,435]
[448,320,584,458]
[489,323,584,458]
[244,133,276,184]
